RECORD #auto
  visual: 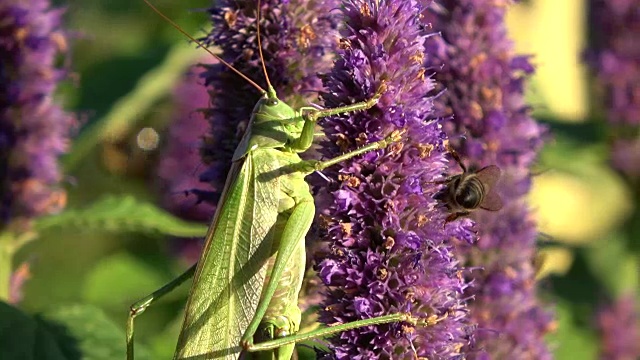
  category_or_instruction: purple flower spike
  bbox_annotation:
[610,139,640,178]
[315,1,473,358]
[155,62,216,263]
[0,0,76,228]
[199,0,340,205]
[597,294,640,360]
[585,0,640,178]
[157,62,216,223]
[422,1,555,359]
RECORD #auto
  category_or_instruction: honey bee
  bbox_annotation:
[435,146,503,222]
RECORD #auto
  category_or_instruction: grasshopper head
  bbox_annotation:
[231,86,301,161]
[252,86,297,128]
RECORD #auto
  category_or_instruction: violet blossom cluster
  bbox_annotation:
[156,63,215,223]
[155,62,216,262]
[596,294,640,360]
[585,0,640,179]
[422,1,554,358]
[197,0,340,206]
[0,0,75,229]
[314,0,474,358]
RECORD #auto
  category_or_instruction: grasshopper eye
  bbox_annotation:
[266,99,279,106]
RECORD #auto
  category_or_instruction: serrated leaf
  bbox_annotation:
[34,195,208,238]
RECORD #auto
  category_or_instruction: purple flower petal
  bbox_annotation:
[0,0,76,227]
[597,294,640,360]
[585,0,640,179]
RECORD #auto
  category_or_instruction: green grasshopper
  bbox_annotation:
[127,1,414,359]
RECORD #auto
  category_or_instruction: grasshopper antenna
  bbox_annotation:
[256,0,275,96]
[142,0,266,94]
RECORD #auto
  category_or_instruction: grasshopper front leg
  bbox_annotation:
[290,83,388,152]
[309,129,405,172]
[304,83,386,123]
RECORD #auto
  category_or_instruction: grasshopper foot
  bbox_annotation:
[367,81,388,107]
[240,337,253,351]
[378,128,406,149]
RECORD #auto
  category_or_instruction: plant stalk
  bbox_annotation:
[0,231,14,302]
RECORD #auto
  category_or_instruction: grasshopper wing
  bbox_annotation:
[175,150,280,360]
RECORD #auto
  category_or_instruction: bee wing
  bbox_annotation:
[479,188,503,211]
[476,165,503,211]
[474,165,501,190]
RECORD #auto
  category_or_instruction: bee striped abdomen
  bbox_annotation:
[455,175,485,209]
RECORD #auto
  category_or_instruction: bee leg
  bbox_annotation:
[445,143,467,173]
[429,178,451,185]
[429,173,459,186]
[445,211,469,223]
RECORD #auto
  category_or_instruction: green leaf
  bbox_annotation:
[150,312,184,359]
[584,232,640,297]
[550,300,599,360]
[34,195,208,238]
[38,304,153,360]
[82,252,171,308]
[295,341,327,360]
[0,302,153,360]
[0,301,68,360]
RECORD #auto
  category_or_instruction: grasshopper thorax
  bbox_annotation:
[232,86,302,161]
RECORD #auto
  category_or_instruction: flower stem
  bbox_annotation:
[0,231,15,302]
[63,42,201,171]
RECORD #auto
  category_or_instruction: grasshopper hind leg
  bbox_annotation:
[126,264,196,360]
[254,310,301,360]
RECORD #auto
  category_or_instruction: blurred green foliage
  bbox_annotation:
[13,0,212,358]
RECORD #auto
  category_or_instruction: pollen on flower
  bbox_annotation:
[223,10,237,27]
[376,268,388,280]
[340,175,361,188]
[297,24,317,49]
[340,222,353,235]
[416,214,428,227]
[383,236,395,249]
[338,37,352,50]
[360,3,371,17]
[417,143,434,158]
[388,141,404,155]
[411,51,425,65]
